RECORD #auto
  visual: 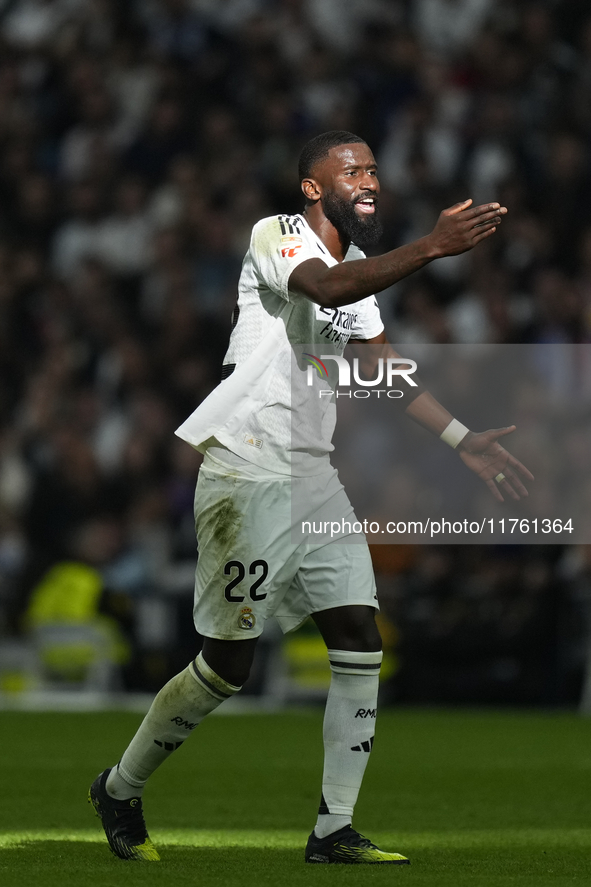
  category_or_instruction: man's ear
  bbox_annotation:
[301,177,321,203]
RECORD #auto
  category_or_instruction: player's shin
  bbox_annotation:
[105,652,240,799]
[314,649,382,838]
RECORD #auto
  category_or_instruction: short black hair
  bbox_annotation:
[298,130,367,181]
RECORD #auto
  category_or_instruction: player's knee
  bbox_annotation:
[202,656,252,687]
[314,605,382,652]
[345,618,382,653]
[200,637,257,687]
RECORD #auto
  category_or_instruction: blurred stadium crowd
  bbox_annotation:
[0,0,590,701]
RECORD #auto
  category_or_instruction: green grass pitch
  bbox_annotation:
[0,708,590,886]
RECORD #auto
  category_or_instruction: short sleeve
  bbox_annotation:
[350,295,384,340]
[342,243,384,340]
[249,215,328,302]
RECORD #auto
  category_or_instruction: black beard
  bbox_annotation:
[321,190,383,249]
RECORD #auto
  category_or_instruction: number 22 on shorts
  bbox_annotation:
[224,560,269,602]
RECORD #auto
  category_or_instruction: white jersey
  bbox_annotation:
[175,213,383,474]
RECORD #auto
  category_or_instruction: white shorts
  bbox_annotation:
[193,449,377,640]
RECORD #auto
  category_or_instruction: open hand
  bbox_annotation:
[428,199,507,258]
[458,426,534,502]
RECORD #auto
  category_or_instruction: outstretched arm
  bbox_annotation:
[351,334,534,503]
[289,199,507,308]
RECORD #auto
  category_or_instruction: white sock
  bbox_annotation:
[314,649,382,839]
[105,653,240,799]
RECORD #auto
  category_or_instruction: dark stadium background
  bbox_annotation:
[0,0,590,710]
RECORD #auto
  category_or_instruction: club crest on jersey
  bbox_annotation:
[239,607,256,630]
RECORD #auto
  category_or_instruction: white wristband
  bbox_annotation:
[440,419,470,449]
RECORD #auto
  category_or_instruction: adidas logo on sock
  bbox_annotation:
[154,740,184,751]
[351,736,374,752]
